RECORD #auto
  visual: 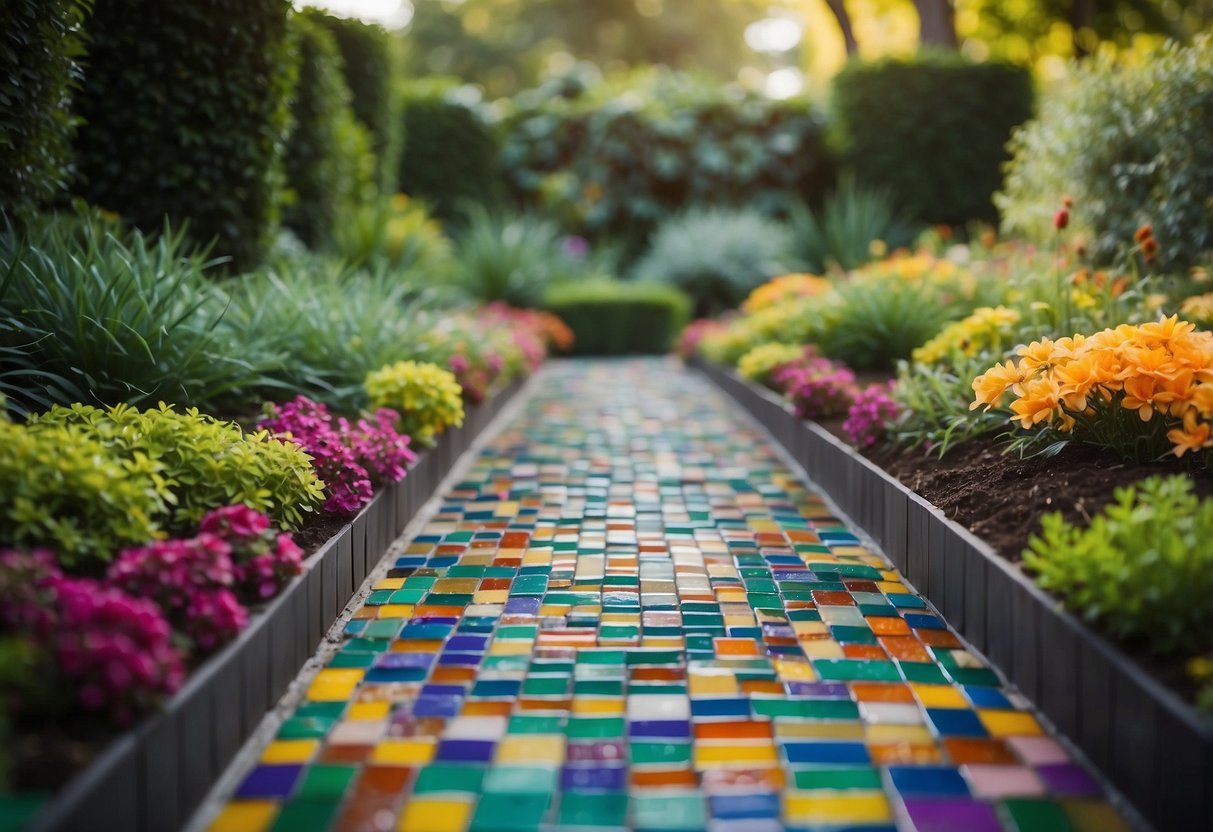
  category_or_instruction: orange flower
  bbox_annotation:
[1016,339,1057,371]
[1190,384,1213,417]
[1121,375,1160,421]
[1135,224,1154,243]
[1167,411,1213,457]
[1010,376,1061,430]
[970,360,1025,411]
[1053,355,1105,412]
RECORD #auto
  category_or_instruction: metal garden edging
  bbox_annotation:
[694,358,1213,832]
[28,378,527,832]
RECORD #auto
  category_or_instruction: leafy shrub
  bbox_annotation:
[737,343,805,388]
[502,70,833,242]
[698,297,829,366]
[259,397,416,515]
[0,420,165,566]
[632,207,794,316]
[0,218,265,416]
[543,280,690,356]
[331,194,455,273]
[399,83,501,221]
[453,209,572,307]
[788,176,918,272]
[311,12,404,193]
[29,403,325,530]
[0,0,89,221]
[72,0,296,270]
[971,317,1213,465]
[365,361,465,446]
[222,261,445,411]
[832,54,1033,225]
[1025,476,1213,655]
[1000,36,1213,270]
[283,11,376,248]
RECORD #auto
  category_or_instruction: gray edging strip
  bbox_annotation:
[693,358,1213,832]
[28,378,527,832]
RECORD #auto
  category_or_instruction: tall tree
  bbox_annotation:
[914,0,958,48]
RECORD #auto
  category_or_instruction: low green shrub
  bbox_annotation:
[72,0,297,271]
[631,207,794,316]
[310,12,404,193]
[283,12,376,248]
[0,0,90,222]
[452,208,570,308]
[330,194,454,274]
[0,216,265,416]
[1000,35,1213,270]
[788,175,918,272]
[399,83,501,222]
[29,403,325,531]
[832,54,1033,225]
[1024,476,1213,655]
[502,70,833,242]
[543,280,690,355]
[0,419,166,566]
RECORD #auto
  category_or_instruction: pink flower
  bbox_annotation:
[843,383,901,449]
[0,548,61,635]
[772,352,858,420]
[199,504,271,539]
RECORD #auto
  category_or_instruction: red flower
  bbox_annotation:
[1053,208,1070,231]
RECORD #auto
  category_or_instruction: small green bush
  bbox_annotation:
[72,0,297,271]
[1000,36,1213,270]
[632,207,794,316]
[502,70,833,243]
[0,0,90,222]
[817,278,956,371]
[283,12,375,248]
[398,83,501,222]
[311,12,404,193]
[0,419,166,566]
[364,361,465,446]
[29,403,325,531]
[789,175,918,272]
[543,280,690,355]
[832,54,1033,225]
[0,216,265,416]
[453,208,570,307]
[1024,476,1213,656]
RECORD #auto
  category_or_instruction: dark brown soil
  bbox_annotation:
[873,436,1213,561]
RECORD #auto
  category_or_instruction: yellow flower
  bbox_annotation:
[1016,339,1057,371]
[738,343,804,383]
[741,274,831,314]
[1010,376,1061,430]
[970,360,1025,411]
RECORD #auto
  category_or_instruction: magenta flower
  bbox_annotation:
[199,505,305,602]
[0,548,61,635]
[844,383,901,449]
[773,355,858,420]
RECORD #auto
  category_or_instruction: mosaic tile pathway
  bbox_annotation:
[204,359,1127,832]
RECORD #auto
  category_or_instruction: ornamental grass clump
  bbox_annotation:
[971,315,1213,465]
[365,361,465,446]
[1024,475,1213,656]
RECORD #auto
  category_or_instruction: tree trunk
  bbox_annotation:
[823,0,860,56]
[1069,0,1096,58]
[913,0,958,49]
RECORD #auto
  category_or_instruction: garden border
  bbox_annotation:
[693,357,1213,832]
[28,378,528,832]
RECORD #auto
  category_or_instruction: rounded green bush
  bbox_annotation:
[544,279,690,355]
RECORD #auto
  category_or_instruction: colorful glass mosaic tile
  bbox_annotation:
[204,359,1128,832]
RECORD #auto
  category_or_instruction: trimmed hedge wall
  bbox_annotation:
[832,54,1033,225]
[398,85,501,222]
[283,12,375,248]
[311,13,404,194]
[501,72,833,242]
[73,0,296,271]
[544,280,691,355]
[0,0,90,222]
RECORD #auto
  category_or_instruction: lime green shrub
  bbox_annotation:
[543,280,690,355]
[29,403,325,531]
[283,11,376,248]
[365,361,465,446]
[311,12,404,193]
[833,54,1033,225]
[399,83,501,222]
[0,419,166,566]
[1025,476,1213,655]
[632,207,794,316]
[0,0,90,222]
[737,343,805,387]
[73,0,296,271]
[1000,36,1213,270]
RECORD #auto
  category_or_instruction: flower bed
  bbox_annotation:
[20,376,527,832]
[695,357,1213,832]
